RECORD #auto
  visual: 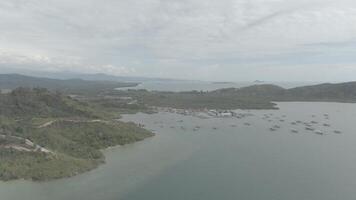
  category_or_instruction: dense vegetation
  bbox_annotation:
[0,87,97,118]
[0,149,98,181]
[0,88,153,181]
[281,82,356,102]
[212,82,356,103]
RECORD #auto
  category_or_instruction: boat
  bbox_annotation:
[314,130,323,135]
[273,125,280,129]
[305,127,314,131]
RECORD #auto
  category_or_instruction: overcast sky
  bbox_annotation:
[0,0,356,81]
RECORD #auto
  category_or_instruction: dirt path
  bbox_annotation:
[38,120,55,128]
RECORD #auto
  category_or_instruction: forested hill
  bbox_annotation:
[0,87,96,118]
[214,82,356,103]
[0,88,153,181]
[0,74,138,95]
[282,82,356,102]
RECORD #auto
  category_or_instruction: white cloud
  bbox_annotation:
[0,0,356,81]
[89,64,137,75]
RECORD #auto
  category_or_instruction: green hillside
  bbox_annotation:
[0,88,153,181]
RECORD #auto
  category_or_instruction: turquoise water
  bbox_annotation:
[1,102,355,200]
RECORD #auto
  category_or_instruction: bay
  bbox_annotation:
[1,102,355,200]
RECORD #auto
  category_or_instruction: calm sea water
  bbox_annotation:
[1,102,356,200]
[117,81,316,92]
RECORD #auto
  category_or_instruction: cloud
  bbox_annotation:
[88,64,137,75]
[0,0,356,81]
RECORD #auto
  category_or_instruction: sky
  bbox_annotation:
[0,0,356,82]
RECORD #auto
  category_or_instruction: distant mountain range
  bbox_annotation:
[8,70,188,83]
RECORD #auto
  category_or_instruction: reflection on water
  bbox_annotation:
[1,102,356,200]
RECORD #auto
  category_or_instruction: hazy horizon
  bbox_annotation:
[0,70,326,84]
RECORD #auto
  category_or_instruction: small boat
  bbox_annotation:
[314,130,323,135]
[305,127,314,131]
[273,125,280,129]
[304,123,312,127]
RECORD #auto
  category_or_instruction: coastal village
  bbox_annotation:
[151,106,254,119]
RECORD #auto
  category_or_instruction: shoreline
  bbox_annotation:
[0,132,154,183]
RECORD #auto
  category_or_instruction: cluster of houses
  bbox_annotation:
[151,106,253,119]
[207,110,235,117]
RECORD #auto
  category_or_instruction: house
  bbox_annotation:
[220,112,233,117]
